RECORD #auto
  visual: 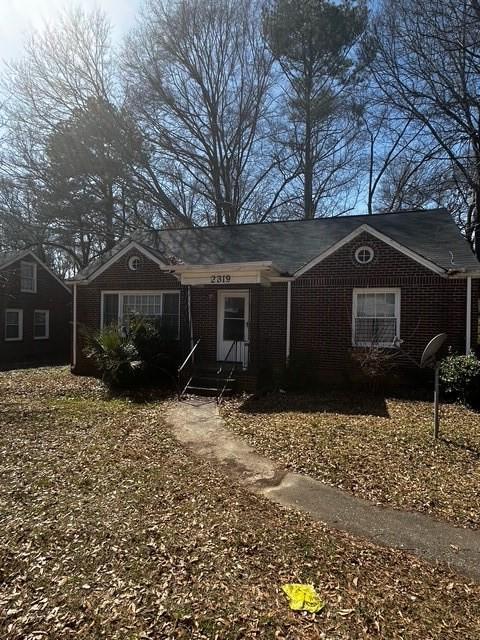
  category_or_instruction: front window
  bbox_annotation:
[21,261,37,293]
[34,310,50,339]
[5,309,23,341]
[353,289,400,347]
[102,291,180,338]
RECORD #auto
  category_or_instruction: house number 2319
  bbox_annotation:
[210,274,231,283]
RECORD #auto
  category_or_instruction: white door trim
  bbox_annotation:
[217,290,249,366]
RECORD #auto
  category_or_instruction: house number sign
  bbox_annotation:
[210,274,231,284]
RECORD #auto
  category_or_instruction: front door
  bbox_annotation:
[217,291,249,367]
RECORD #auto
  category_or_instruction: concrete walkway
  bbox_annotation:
[166,398,480,582]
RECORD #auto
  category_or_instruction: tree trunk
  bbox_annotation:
[104,181,115,250]
[304,116,314,219]
[304,63,314,220]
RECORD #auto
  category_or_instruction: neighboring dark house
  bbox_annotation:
[0,250,71,370]
[71,209,480,390]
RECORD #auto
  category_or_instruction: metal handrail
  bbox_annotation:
[217,339,239,375]
[178,338,201,374]
[178,338,201,398]
[217,360,236,405]
[216,340,242,404]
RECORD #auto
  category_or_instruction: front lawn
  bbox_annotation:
[1,369,480,639]
[221,393,480,529]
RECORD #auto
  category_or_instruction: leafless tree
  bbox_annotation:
[0,7,169,270]
[123,0,277,226]
[366,0,480,254]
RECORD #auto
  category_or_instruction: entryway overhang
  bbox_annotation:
[168,261,283,286]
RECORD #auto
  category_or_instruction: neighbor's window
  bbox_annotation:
[20,261,37,293]
[5,309,23,341]
[34,310,49,339]
[102,291,180,338]
[353,289,400,347]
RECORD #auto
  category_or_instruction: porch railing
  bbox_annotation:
[217,340,249,374]
[216,340,239,405]
[216,340,249,404]
[177,338,201,398]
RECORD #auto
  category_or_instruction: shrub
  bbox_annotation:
[349,346,402,394]
[84,316,180,389]
[439,353,480,409]
[83,325,142,388]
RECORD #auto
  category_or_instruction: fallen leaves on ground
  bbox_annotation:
[1,368,479,639]
[221,392,480,529]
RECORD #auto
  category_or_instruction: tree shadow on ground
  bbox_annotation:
[235,391,390,418]
[106,385,175,404]
[440,436,480,460]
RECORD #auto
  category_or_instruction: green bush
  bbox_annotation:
[439,353,480,409]
[84,316,180,389]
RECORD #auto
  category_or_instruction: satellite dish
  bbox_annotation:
[420,333,447,369]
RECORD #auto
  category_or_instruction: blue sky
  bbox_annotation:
[0,0,142,64]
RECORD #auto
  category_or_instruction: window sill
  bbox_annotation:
[352,343,399,349]
[34,337,49,341]
[5,338,23,342]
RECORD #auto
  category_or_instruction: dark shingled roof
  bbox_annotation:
[0,249,33,269]
[75,208,480,280]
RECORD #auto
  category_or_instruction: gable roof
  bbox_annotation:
[74,208,480,282]
[0,249,29,270]
[0,249,71,293]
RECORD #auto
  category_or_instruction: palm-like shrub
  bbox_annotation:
[84,325,143,388]
[84,316,180,389]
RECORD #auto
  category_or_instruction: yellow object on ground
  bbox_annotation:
[281,583,325,613]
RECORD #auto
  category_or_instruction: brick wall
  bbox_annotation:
[73,234,479,388]
[73,249,184,374]
[290,232,477,383]
[190,283,287,371]
[0,258,71,369]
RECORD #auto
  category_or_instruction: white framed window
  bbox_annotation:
[34,310,50,340]
[101,290,181,338]
[355,246,374,265]
[5,309,23,341]
[352,288,400,347]
[20,261,37,293]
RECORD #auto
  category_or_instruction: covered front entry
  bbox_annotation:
[216,290,249,367]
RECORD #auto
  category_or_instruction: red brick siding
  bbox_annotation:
[190,283,287,371]
[0,257,71,369]
[74,249,183,374]
[73,234,479,388]
[291,232,477,380]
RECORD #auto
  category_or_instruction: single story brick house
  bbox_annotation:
[71,208,480,389]
[0,249,71,370]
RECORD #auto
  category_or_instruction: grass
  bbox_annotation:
[0,368,479,639]
[221,392,480,529]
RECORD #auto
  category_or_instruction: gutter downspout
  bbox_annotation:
[466,276,472,355]
[286,281,292,364]
[72,283,77,369]
[187,285,194,352]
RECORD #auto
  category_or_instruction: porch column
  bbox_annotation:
[286,281,292,363]
[466,276,472,355]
